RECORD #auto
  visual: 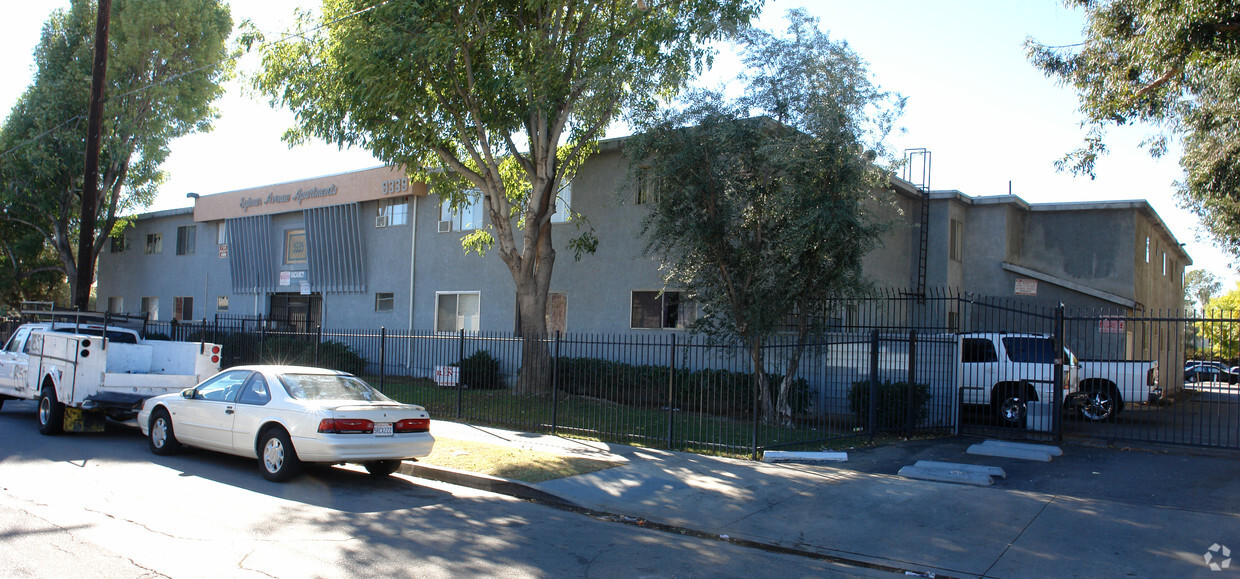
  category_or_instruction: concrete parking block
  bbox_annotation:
[979,439,1064,456]
[913,460,1007,478]
[761,451,848,463]
[967,443,1054,461]
[897,465,995,486]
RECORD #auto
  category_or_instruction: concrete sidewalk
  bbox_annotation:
[421,421,1240,578]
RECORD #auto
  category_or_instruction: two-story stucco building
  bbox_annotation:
[97,137,1191,356]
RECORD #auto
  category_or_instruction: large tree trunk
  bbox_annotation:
[749,340,775,424]
[514,278,552,394]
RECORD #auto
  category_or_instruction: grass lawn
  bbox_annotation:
[418,437,623,483]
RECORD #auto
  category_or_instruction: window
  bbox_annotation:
[107,297,123,314]
[961,338,998,363]
[378,198,408,226]
[436,292,480,332]
[440,191,484,231]
[375,292,395,312]
[949,219,963,262]
[630,291,697,329]
[109,236,128,253]
[284,229,307,264]
[173,297,193,321]
[1162,252,1168,276]
[217,296,229,312]
[217,222,227,245]
[237,373,271,406]
[551,182,571,223]
[194,370,250,402]
[1001,337,1056,364]
[636,174,660,205]
[141,297,159,320]
[145,233,162,254]
[176,225,196,255]
[1145,236,1150,263]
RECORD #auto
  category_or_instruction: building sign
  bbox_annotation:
[240,185,339,213]
[218,244,228,258]
[1099,318,1126,333]
[1014,279,1038,296]
[284,229,307,264]
[434,365,460,387]
[279,270,308,286]
[191,165,429,222]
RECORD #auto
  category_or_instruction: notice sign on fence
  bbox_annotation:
[434,365,459,387]
[1014,278,1038,296]
[1099,318,1126,333]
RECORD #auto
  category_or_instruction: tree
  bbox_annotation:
[1026,0,1240,256]
[1199,282,1240,361]
[0,0,233,306]
[0,221,65,312]
[251,0,760,393]
[1185,268,1222,311]
[626,10,903,425]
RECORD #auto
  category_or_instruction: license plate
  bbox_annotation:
[374,423,393,436]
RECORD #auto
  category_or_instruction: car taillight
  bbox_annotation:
[318,418,375,434]
[394,418,430,433]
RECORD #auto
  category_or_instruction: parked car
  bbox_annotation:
[138,365,435,482]
[1184,364,1240,384]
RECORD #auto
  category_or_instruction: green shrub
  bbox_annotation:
[458,349,504,389]
[217,334,366,375]
[847,379,931,430]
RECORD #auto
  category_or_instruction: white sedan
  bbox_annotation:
[138,365,435,482]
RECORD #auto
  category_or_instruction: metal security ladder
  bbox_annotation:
[903,149,932,300]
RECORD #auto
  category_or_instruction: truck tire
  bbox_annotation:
[993,383,1028,427]
[1078,385,1121,422]
[148,409,183,455]
[258,427,302,482]
[37,386,64,436]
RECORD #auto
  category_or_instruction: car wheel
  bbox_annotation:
[148,409,183,455]
[259,428,302,482]
[363,460,402,477]
[1078,387,1120,422]
[993,384,1028,427]
[37,386,63,435]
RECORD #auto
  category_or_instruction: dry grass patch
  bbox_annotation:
[419,438,624,484]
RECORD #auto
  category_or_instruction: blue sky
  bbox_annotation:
[1,1,1229,288]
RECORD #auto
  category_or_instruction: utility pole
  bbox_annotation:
[76,0,112,311]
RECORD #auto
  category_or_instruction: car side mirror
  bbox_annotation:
[181,388,195,399]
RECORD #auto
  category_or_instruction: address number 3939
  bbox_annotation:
[381,178,409,195]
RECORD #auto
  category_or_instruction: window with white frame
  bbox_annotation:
[436,292,480,332]
[109,236,128,253]
[377,198,408,227]
[636,174,659,205]
[949,219,963,262]
[176,225,196,255]
[375,292,395,312]
[141,297,159,320]
[440,191,484,231]
[145,233,162,254]
[217,296,229,312]
[551,181,572,223]
[630,290,697,329]
[107,297,123,313]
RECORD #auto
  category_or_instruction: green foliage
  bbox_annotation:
[0,0,233,299]
[555,356,810,418]
[458,349,504,390]
[1026,0,1240,258]
[627,10,900,424]
[1198,282,1240,360]
[847,379,931,430]
[250,0,759,341]
[219,334,366,376]
[1185,269,1222,312]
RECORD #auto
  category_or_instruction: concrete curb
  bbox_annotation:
[398,461,577,507]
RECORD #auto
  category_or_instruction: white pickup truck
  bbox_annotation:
[0,322,222,434]
[1070,359,1160,422]
[958,332,1081,428]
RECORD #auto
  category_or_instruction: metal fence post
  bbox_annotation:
[314,324,322,366]
[456,328,464,419]
[667,333,677,450]
[907,329,917,438]
[379,327,387,390]
[751,336,761,461]
[869,329,880,442]
[552,331,561,435]
[212,313,219,347]
[259,314,266,363]
[1053,302,1066,442]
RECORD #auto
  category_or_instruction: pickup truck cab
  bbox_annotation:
[958,332,1080,427]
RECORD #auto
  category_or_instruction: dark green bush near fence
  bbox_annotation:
[555,357,810,417]
[218,334,366,375]
[458,349,504,389]
[847,379,931,429]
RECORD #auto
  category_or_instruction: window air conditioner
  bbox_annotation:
[375,215,389,228]
[437,220,452,233]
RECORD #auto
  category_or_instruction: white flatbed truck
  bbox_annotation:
[0,318,221,434]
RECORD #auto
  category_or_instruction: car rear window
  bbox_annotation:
[1001,337,1057,364]
[279,374,394,402]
